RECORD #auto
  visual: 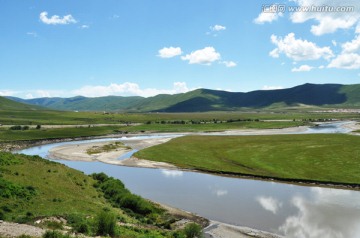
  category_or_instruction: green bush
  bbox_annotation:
[42,231,70,238]
[96,211,117,237]
[183,223,202,238]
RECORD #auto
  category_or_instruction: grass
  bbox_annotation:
[87,142,131,155]
[125,120,309,133]
[0,152,194,237]
[0,152,114,220]
[135,134,360,185]
[0,121,309,142]
[0,109,359,126]
[0,126,125,142]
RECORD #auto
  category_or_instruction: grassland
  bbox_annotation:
[0,152,202,237]
[136,134,360,186]
[1,108,359,125]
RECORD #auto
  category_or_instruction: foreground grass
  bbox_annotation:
[136,134,360,185]
[0,152,195,237]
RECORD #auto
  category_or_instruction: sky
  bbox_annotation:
[1,0,360,99]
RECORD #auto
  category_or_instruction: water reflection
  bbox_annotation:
[256,196,282,214]
[279,188,360,238]
[161,169,184,178]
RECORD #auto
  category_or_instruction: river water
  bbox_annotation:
[19,122,360,237]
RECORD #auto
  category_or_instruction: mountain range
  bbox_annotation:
[5,83,360,112]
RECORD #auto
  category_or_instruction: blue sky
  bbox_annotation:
[1,0,359,98]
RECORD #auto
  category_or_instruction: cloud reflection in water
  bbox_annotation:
[279,187,360,238]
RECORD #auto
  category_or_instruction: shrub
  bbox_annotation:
[36,125,41,129]
[96,211,116,237]
[43,231,70,238]
[183,223,202,238]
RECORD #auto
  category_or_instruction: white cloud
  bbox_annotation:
[341,35,360,53]
[327,35,360,69]
[181,47,221,65]
[254,5,283,24]
[161,169,183,178]
[356,24,360,34]
[0,90,17,96]
[270,33,334,61]
[25,94,34,99]
[72,82,191,97]
[290,0,360,35]
[80,25,89,29]
[220,61,237,68]
[291,64,314,72]
[256,196,282,214]
[319,65,325,69]
[210,24,226,31]
[39,11,77,25]
[328,53,360,69]
[158,47,182,58]
[332,40,337,47]
[262,85,284,90]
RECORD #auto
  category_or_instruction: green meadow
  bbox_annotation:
[136,134,360,185]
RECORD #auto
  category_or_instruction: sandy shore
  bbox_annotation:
[49,137,178,169]
[204,221,283,238]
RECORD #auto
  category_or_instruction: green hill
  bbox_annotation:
[7,83,360,112]
[0,152,202,237]
[0,97,46,111]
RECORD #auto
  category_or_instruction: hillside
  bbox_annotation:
[0,97,46,111]
[6,83,360,112]
[8,95,144,111]
[0,152,203,237]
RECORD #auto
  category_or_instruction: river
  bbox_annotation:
[19,122,360,237]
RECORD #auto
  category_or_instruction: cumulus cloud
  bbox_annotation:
[220,61,237,68]
[210,24,226,31]
[158,47,182,58]
[262,85,284,90]
[161,170,183,178]
[256,196,282,214]
[254,5,283,24]
[72,82,191,97]
[39,11,77,25]
[341,35,360,53]
[181,47,221,65]
[279,188,360,238]
[327,34,360,69]
[270,33,334,61]
[328,53,360,69]
[292,64,314,72]
[80,25,89,29]
[290,0,360,35]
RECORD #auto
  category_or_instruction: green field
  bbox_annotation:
[136,134,360,185]
[1,108,359,125]
[0,152,201,237]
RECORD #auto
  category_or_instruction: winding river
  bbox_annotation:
[19,122,360,237]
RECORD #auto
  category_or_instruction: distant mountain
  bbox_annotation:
[0,97,46,111]
[8,95,143,111]
[6,83,360,112]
